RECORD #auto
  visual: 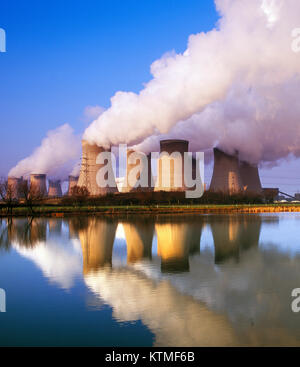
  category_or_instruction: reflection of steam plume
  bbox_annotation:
[78,218,117,274]
[210,215,262,263]
[84,268,238,346]
[123,219,154,264]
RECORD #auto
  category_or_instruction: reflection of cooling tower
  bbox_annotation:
[48,180,62,198]
[48,219,62,236]
[78,218,117,274]
[123,220,154,263]
[77,140,118,196]
[122,150,153,192]
[210,215,262,264]
[67,175,79,195]
[210,148,243,194]
[30,174,47,196]
[239,161,262,195]
[7,177,23,199]
[156,219,201,273]
[155,139,189,192]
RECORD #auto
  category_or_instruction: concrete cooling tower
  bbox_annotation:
[77,140,118,196]
[122,149,153,193]
[30,174,47,196]
[209,148,243,194]
[67,175,79,196]
[239,161,262,195]
[48,180,62,198]
[7,177,23,199]
[155,139,189,192]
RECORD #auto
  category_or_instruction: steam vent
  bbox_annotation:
[48,180,62,198]
[7,177,23,199]
[239,161,262,195]
[122,149,153,192]
[67,175,79,195]
[209,148,243,194]
[30,174,47,196]
[77,140,118,196]
[155,139,189,192]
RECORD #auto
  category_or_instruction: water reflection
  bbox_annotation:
[1,213,300,346]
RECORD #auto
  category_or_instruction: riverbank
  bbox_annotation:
[1,204,300,217]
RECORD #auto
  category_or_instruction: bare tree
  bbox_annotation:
[70,185,90,206]
[19,180,45,215]
[0,178,18,215]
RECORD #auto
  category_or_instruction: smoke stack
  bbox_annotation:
[48,180,62,198]
[155,139,189,192]
[7,177,23,199]
[67,175,79,196]
[209,148,243,194]
[77,140,118,196]
[239,161,262,195]
[122,149,153,193]
[30,174,47,196]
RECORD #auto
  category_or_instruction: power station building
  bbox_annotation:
[30,174,47,196]
[48,180,62,198]
[77,140,118,196]
[67,175,79,196]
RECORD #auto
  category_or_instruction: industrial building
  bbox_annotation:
[239,161,262,195]
[122,149,153,192]
[77,140,118,196]
[209,148,244,193]
[155,139,189,192]
[67,175,79,196]
[48,180,62,198]
[30,174,47,196]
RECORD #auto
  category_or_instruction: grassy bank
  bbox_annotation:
[1,203,300,217]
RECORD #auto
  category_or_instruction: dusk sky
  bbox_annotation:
[1,0,300,194]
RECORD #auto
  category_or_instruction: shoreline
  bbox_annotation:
[1,204,300,217]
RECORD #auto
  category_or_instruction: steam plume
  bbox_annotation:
[83,0,300,164]
[9,124,81,179]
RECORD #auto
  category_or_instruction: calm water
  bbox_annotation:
[0,213,300,346]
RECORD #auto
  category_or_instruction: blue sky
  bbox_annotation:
[0,0,300,194]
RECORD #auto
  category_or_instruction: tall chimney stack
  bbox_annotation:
[209,148,243,194]
[77,140,118,196]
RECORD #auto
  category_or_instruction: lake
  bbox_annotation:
[0,213,300,346]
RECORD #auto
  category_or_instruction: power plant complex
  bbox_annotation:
[6,138,267,199]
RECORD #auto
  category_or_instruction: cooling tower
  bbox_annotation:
[209,148,243,194]
[30,174,47,196]
[239,161,262,195]
[155,139,189,192]
[48,180,62,198]
[7,177,23,199]
[122,149,153,192]
[77,140,118,196]
[67,175,79,195]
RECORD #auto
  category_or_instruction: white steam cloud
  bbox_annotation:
[83,0,300,165]
[9,124,81,179]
